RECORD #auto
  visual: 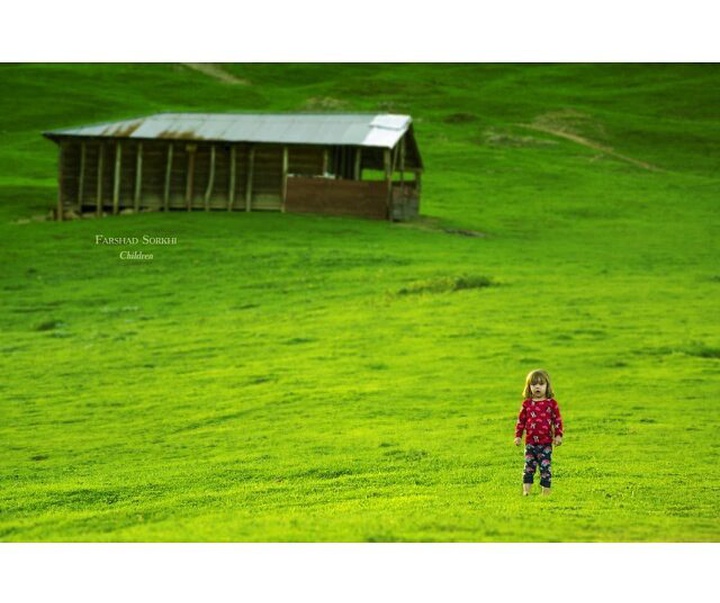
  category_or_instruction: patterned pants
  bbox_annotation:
[523,444,553,488]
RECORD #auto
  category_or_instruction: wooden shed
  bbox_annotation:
[43,113,424,221]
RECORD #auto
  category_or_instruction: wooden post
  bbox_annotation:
[56,145,64,221]
[96,143,104,217]
[186,144,197,211]
[164,143,174,211]
[354,148,362,180]
[322,148,329,175]
[112,141,122,215]
[134,142,143,211]
[78,141,86,210]
[204,144,216,211]
[228,145,236,211]
[281,146,289,212]
[384,147,392,219]
[245,146,255,212]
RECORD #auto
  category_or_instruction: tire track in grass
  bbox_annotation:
[519,111,662,172]
[182,64,250,85]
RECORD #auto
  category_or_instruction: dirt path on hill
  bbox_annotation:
[183,63,249,85]
[519,122,661,172]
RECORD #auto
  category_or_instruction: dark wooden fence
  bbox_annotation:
[285,177,389,220]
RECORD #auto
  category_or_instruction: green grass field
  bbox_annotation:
[1,63,718,542]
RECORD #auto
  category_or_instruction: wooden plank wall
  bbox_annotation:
[285,177,388,220]
[390,183,420,221]
[289,145,325,176]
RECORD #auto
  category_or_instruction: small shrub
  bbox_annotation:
[36,319,64,332]
[397,275,494,296]
[444,112,477,124]
[684,342,720,359]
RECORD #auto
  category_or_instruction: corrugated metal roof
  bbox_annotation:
[44,113,413,149]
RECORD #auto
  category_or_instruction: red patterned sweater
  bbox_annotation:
[515,398,564,446]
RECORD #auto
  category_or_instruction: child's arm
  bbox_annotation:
[552,401,564,445]
[514,403,527,445]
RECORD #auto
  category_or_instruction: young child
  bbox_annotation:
[514,369,564,496]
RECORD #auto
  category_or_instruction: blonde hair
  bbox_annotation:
[523,369,555,399]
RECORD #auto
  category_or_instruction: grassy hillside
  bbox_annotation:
[1,63,718,542]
